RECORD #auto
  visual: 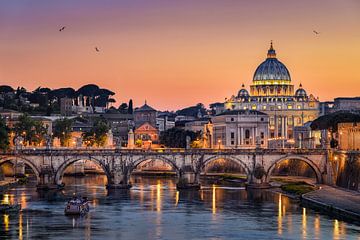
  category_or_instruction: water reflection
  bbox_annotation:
[0,175,359,239]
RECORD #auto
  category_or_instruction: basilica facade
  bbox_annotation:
[217,42,319,147]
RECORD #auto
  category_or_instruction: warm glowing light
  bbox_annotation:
[212,184,216,215]
[20,192,27,209]
[175,191,179,206]
[2,194,10,205]
[333,219,339,238]
[314,215,320,238]
[302,208,307,238]
[19,213,23,240]
[4,214,9,232]
[278,194,283,235]
[156,181,161,212]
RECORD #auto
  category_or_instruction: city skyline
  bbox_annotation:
[0,0,359,110]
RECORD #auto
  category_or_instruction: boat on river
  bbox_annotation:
[0,203,21,213]
[64,197,89,215]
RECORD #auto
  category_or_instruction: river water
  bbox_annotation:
[1,175,359,240]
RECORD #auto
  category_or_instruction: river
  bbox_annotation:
[1,175,359,239]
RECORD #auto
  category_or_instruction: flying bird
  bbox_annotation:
[313,30,320,35]
[95,47,100,52]
[59,26,66,32]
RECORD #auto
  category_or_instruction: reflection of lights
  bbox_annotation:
[302,208,307,238]
[19,213,23,240]
[2,194,10,204]
[314,215,320,238]
[4,214,9,231]
[72,217,76,228]
[156,181,161,212]
[175,191,179,206]
[334,219,339,238]
[21,192,27,209]
[278,194,282,235]
[212,184,216,215]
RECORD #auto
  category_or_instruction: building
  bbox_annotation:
[321,97,360,115]
[219,42,319,148]
[293,122,321,149]
[338,122,360,150]
[134,102,159,146]
[134,101,157,128]
[211,110,269,149]
[60,97,73,116]
[134,122,159,142]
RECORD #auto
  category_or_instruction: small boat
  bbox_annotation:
[64,197,89,215]
[0,203,21,213]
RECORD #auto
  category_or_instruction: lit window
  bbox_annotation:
[263,106,267,110]
[277,105,282,109]
[287,105,293,109]
[297,105,301,109]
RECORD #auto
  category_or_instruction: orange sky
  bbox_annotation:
[0,0,359,110]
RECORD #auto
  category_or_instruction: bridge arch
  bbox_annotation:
[54,157,111,185]
[0,156,41,182]
[266,155,322,183]
[129,156,180,175]
[201,155,251,177]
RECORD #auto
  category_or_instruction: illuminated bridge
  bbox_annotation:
[0,148,356,190]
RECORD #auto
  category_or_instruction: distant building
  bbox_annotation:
[211,110,269,149]
[338,122,360,150]
[156,116,175,132]
[293,122,321,149]
[134,122,159,143]
[60,97,73,116]
[321,97,360,115]
[134,102,157,128]
[184,117,211,133]
[217,42,319,148]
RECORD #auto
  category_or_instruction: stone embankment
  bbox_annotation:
[0,178,18,192]
[302,185,360,222]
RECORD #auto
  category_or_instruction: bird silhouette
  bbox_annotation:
[59,26,66,32]
[313,30,320,35]
[95,47,100,52]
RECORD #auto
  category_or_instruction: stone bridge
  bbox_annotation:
[0,148,352,190]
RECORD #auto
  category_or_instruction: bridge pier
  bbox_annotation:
[37,166,59,190]
[106,169,132,189]
[176,166,200,190]
[14,161,26,178]
[247,164,271,189]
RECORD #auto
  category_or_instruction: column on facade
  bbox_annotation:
[240,127,244,145]
[237,127,241,146]
[274,115,278,138]
[284,116,288,139]
[252,127,256,145]
[282,116,285,139]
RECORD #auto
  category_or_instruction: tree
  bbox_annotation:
[13,114,47,146]
[53,118,73,146]
[118,103,128,113]
[0,85,14,94]
[159,128,201,148]
[0,117,10,152]
[128,99,133,114]
[82,118,110,147]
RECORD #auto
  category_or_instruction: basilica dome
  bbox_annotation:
[237,84,249,97]
[295,84,307,97]
[253,42,291,82]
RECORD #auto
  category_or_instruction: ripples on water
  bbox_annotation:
[1,175,360,240]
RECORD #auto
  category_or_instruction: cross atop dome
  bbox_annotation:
[267,40,276,58]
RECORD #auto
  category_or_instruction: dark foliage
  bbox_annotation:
[159,128,200,148]
[310,111,360,131]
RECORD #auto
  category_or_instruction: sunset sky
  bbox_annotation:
[0,0,359,110]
